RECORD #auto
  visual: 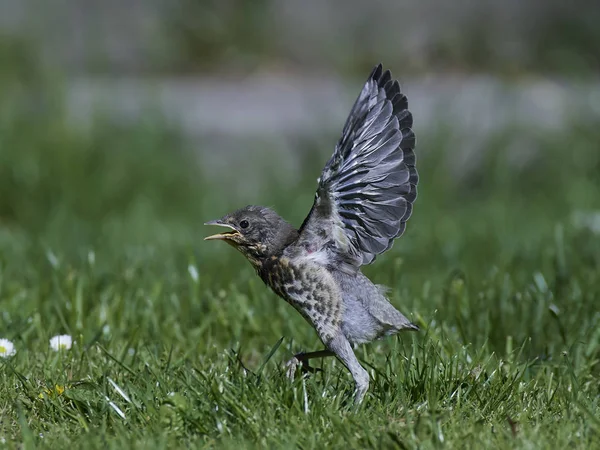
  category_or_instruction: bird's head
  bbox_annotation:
[205,206,298,265]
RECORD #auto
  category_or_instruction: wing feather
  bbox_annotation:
[296,64,418,269]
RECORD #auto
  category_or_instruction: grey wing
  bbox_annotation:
[297,64,418,269]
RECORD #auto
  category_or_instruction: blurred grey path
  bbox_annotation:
[67,75,600,139]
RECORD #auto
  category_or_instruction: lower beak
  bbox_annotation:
[204,221,240,241]
[204,233,237,241]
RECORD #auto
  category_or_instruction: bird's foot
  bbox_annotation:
[353,384,368,405]
[284,356,302,380]
[284,354,322,380]
[352,369,369,405]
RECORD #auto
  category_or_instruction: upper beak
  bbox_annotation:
[204,220,240,241]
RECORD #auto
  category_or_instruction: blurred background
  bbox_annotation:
[2,2,600,445]
[1,0,599,358]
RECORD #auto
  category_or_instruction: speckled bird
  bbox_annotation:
[205,64,419,404]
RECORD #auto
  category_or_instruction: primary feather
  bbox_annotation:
[298,64,418,269]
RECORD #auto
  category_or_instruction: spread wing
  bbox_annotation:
[297,64,418,269]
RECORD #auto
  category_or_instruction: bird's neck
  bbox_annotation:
[242,228,299,273]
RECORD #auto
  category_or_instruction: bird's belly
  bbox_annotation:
[262,256,342,343]
[340,296,386,344]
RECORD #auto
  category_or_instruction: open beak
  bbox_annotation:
[204,220,241,241]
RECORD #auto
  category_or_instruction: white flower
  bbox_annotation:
[49,335,72,351]
[0,338,16,358]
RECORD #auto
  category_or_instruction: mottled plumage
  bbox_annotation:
[205,64,419,404]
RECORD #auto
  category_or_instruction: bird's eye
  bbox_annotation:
[240,220,249,229]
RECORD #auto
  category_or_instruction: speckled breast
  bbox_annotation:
[258,255,341,343]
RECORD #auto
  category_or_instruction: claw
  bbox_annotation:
[285,356,302,380]
[284,355,323,380]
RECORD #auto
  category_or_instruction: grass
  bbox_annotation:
[0,58,599,449]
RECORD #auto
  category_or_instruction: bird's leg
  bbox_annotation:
[285,349,333,379]
[327,333,369,405]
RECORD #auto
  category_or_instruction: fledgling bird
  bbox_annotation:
[205,64,419,404]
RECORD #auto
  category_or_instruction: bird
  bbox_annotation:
[204,64,418,404]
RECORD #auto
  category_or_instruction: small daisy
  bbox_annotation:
[49,335,73,351]
[0,338,16,358]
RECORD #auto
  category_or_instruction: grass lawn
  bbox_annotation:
[0,66,599,449]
